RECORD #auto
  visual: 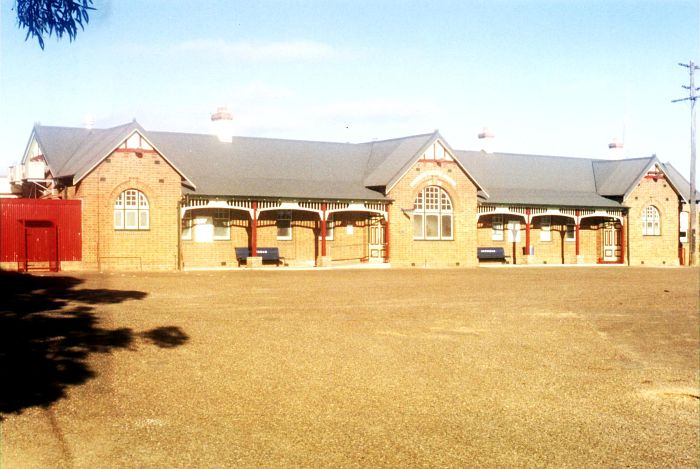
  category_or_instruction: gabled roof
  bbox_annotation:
[363,131,484,193]
[592,156,657,197]
[453,150,677,208]
[147,131,388,200]
[25,120,692,208]
[363,132,437,187]
[455,150,618,207]
[29,122,478,201]
[31,121,193,187]
[659,161,698,203]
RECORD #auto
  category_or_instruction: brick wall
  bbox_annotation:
[71,149,182,271]
[625,174,681,266]
[476,215,615,265]
[180,210,371,268]
[387,159,478,267]
[477,215,582,264]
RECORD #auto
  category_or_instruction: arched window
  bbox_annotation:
[642,205,660,236]
[114,189,149,230]
[413,186,453,240]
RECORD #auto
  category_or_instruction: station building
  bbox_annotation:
[1,118,696,271]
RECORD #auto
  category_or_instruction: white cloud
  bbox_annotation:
[173,39,336,61]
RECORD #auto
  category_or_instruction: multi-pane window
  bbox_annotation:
[642,206,660,236]
[492,215,504,241]
[413,186,453,240]
[540,216,551,241]
[181,209,230,242]
[277,211,293,240]
[181,211,193,240]
[565,222,576,241]
[114,189,149,230]
[213,209,230,240]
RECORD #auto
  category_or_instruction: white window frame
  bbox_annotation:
[540,216,551,242]
[412,186,453,240]
[114,189,149,231]
[642,206,661,236]
[181,211,193,240]
[492,215,504,241]
[277,211,293,240]
[680,211,689,242]
[213,209,231,241]
[565,222,576,242]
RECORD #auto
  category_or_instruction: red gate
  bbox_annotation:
[0,199,81,272]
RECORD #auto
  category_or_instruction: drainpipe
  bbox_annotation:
[625,211,631,265]
[177,198,182,271]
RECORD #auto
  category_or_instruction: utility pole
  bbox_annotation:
[672,61,699,266]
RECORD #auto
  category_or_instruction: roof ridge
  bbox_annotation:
[456,149,656,164]
[593,155,656,164]
[359,132,436,145]
[150,130,366,147]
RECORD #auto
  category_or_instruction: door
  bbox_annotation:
[602,222,622,262]
[24,221,58,271]
[368,218,386,263]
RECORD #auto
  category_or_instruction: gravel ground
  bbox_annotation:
[1,267,698,468]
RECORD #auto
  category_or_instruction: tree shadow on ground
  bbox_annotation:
[0,271,189,419]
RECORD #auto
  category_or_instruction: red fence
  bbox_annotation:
[0,199,82,271]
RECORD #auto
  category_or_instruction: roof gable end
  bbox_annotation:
[364,131,485,194]
[63,123,195,189]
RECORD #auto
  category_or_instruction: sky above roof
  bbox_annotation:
[1,0,698,181]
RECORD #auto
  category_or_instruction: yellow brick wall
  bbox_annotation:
[72,150,182,271]
[387,160,478,267]
[476,215,526,264]
[180,210,371,267]
[525,216,578,264]
[625,175,681,266]
[476,215,611,264]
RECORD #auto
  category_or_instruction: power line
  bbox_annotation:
[672,61,698,266]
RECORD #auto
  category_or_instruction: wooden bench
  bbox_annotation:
[477,247,509,264]
[235,247,284,266]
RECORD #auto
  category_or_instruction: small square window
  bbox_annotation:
[540,216,551,242]
[492,215,504,241]
[277,211,292,240]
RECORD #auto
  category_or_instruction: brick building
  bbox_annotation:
[3,119,697,271]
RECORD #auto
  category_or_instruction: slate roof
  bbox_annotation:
[26,121,695,207]
[362,132,439,188]
[147,130,390,200]
[31,122,193,187]
[659,161,699,202]
[592,157,656,197]
[452,150,692,208]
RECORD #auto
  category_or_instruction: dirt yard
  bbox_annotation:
[1,267,698,468]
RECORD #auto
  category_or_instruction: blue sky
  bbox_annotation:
[1,0,698,180]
